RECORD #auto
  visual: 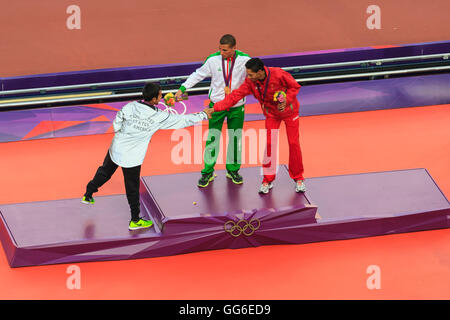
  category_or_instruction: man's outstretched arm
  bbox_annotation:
[212,80,253,112]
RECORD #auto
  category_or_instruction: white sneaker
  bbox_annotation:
[295,180,306,193]
[259,182,273,194]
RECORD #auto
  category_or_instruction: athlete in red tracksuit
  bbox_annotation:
[212,58,306,194]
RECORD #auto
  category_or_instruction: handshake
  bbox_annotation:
[203,107,215,119]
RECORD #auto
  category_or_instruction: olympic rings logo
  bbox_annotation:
[224,218,261,237]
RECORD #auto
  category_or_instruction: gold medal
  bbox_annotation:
[224,86,231,95]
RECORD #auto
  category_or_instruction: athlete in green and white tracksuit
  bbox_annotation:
[175,34,251,187]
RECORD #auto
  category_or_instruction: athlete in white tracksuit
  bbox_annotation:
[83,83,211,230]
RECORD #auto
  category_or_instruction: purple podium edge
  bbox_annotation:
[0,167,449,267]
[1,207,448,268]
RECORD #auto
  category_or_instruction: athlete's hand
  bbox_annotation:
[174,89,183,102]
[203,107,214,119]
[278,101,286,111]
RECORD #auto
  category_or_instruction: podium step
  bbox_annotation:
[139,166,317,235]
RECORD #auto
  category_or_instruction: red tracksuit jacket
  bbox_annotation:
[213,66,301,118]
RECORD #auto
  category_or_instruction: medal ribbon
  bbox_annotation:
[256,68,271,105]
[222,52,236,88]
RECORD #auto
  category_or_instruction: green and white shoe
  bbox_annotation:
[129,218,153,231]
[81,195,95,204]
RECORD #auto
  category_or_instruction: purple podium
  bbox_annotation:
[0,166,449,267]
[139,167,317,236]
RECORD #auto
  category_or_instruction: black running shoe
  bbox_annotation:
[226,170,243,184]
[198,172,215,187]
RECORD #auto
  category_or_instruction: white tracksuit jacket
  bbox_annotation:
[180,50,251,108]
[109,101,207,168]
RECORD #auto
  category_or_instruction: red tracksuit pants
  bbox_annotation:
[262,114,304,183]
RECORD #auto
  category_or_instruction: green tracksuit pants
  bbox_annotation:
[201,103,245,174]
